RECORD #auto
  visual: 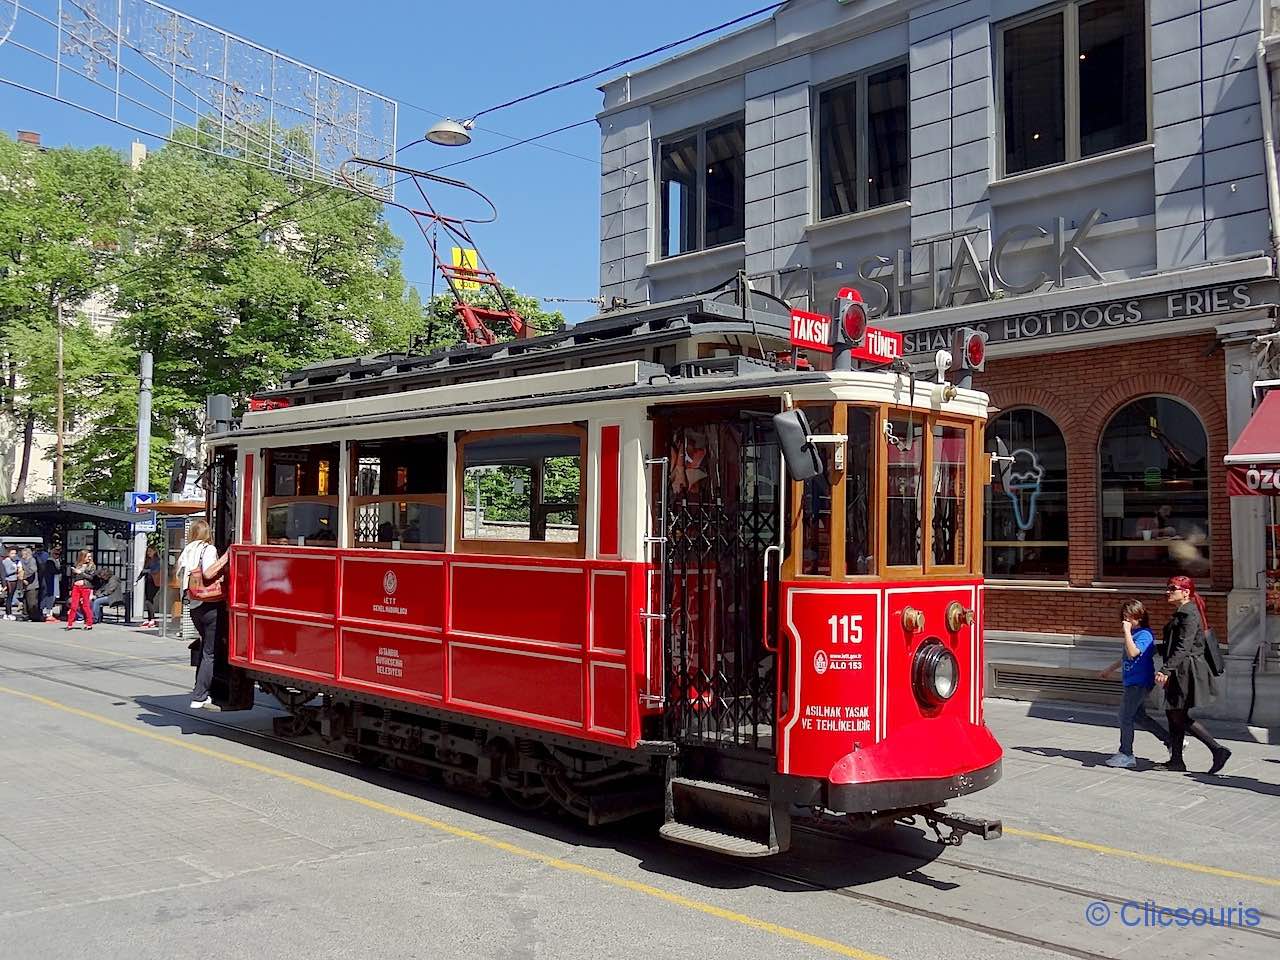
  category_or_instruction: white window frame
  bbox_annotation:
[653,113,746,259]
[994,0,1152,179]
[811,57,910,221]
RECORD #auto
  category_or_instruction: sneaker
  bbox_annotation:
[44,616,56,623]
[1105,753,1138,768]
[1209,746,1232,775]
[1152,759,1188,772]
[189,697,212,709]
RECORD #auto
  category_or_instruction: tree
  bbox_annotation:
[0,133,129,501]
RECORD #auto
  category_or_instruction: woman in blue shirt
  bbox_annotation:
[1100,600,1169,768]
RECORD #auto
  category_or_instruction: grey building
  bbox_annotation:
[598,0,1280,725]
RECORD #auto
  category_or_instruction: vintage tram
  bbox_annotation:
[201,293,1002,856]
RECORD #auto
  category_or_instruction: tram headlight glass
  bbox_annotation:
[913,639,959,706]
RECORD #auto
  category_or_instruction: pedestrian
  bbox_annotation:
[1100,600,1169,768]
[40,545,60,622]
[1155,575,1231,774]
[176,520,228,710]
[135,544,162,629]
[65,550,96,630]
[89,568,122,624]
[19,547,40,622]
[2,546,19,620]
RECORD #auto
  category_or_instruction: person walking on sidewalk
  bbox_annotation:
[176,520,228,710]
[1155,575,1230,774]
[1100,600,1169,768]
[65,550,97,630]
[1,547,19,620]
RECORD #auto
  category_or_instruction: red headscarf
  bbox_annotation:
[1167,575,1209,633]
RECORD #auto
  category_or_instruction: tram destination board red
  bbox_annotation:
[789,308,834,354]
[850,326,903,365]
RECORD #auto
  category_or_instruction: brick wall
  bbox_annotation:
[974,331,1231,638]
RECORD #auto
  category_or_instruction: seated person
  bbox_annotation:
[90,569,124,623]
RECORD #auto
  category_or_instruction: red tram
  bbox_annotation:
[202,295,1002,855]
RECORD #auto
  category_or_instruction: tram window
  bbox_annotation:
[886,417,924,566]
[460,429,583,551]
[931,424,968,567]
[801,405,835,576]
[263,444,339,546]
[350,435,447,550]
[845,407,875,575]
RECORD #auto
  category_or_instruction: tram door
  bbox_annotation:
[207,446,254,710]
[655,406,781,751]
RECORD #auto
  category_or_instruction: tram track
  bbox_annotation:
[1,635,1275,960]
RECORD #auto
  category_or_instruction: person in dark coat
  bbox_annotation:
[1155,575,1230,774]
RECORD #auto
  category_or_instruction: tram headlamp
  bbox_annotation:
[913,639,959,707]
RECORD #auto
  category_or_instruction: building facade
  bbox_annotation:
[597,0,1280,723]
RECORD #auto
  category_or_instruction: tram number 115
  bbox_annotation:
[827,614,863,644]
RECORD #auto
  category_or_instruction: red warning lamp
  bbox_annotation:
[953,327,988,373]
[832,287,868,349]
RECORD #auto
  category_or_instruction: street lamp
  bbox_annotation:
[425,118,475,147]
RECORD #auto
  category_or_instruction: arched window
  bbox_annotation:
[1100,397,1209,579]
[985,409,1069,578]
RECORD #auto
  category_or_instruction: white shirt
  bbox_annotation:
[176,541,218,608]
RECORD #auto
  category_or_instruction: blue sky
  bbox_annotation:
[0,0,773,325]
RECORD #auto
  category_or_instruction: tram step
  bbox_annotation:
[658,821,778,857]
[670,777,769,803]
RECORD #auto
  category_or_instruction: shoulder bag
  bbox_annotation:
[187,546,225,603]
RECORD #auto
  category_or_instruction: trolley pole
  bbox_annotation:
[131,351,153,622]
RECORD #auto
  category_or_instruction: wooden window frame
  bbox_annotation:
[787,404,983,581]
[349,494,448,552]
[262,495,340,547]
[454,423,588,560]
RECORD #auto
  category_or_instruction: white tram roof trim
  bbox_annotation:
[236,363,988,446]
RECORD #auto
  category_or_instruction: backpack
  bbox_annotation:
[1203,628,1226,677]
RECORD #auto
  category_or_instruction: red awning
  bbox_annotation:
[1226,390,1280,495]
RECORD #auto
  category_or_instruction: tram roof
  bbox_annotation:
[261,294,794,404]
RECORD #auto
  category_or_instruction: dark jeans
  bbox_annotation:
[1119,684,1169,755]
[190,602,225,701]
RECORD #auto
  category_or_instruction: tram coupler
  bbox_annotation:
[920,809,1002,846]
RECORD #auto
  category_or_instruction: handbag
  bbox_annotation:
[187,546,225,602]
[1203,628,1226,677]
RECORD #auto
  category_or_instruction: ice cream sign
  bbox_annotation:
[999,448,1044,531]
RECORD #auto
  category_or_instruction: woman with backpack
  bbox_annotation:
[1155,575,1230,774]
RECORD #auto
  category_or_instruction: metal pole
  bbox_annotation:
[55,302,64,499]
[132,351,153,622]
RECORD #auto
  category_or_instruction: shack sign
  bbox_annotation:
[790,308,833,354]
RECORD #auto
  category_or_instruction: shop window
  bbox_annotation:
[350,435,447,550]
[931,424,968,567]
[1100,397,1209,579]
[658,117,745,257]
[1000,0,1146,176]
[845,407,875,575]
[460,428,583,554]
[264,443,339,546]
[801,405,835,576]
[886,416,925,567]
[817,62,909,220]
[985,409,1069,578]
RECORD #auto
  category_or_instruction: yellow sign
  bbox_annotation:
[451,247,480,290]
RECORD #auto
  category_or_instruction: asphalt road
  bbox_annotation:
[0,619,1276,960]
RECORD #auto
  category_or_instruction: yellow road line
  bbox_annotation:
[0,684,887,960]
[1003,826,1280,888]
